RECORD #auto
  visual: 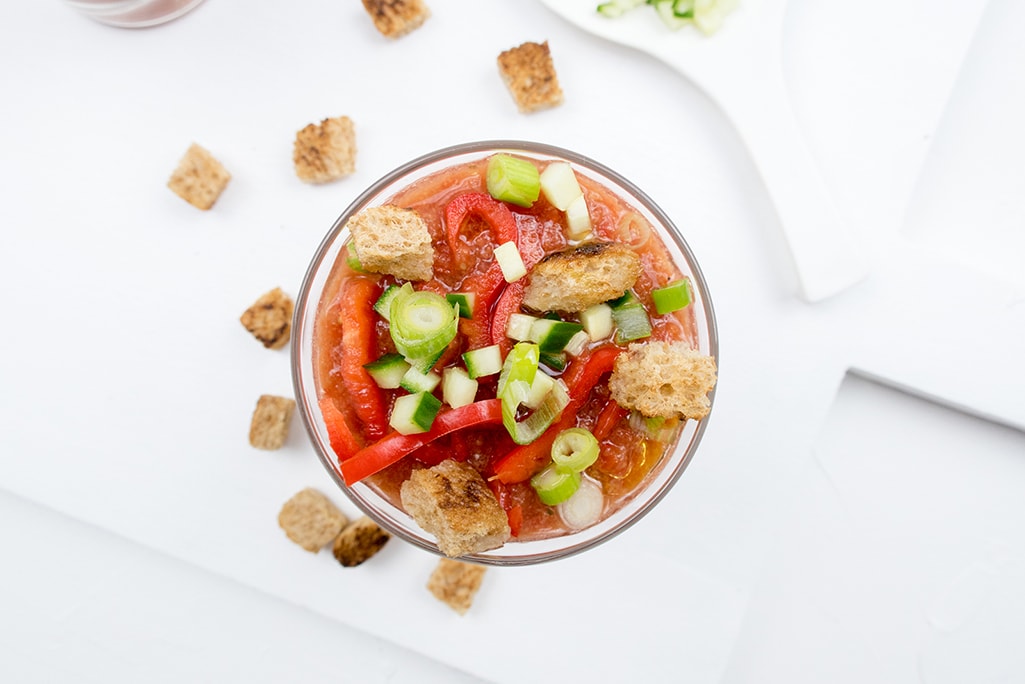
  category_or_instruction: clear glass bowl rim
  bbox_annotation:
[291,139,719,566]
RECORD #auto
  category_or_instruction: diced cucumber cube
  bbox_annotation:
[400,365,441,394]
[445,292,475,319]
[494,241,527,282]
[539,162,583,211]
[580,303,613,341]
[442,367,479,408]
[565,194,592,239]
[363,353,411,389]
[462,344,504,379]
[506,313,539,341]
[528,318,585,353]
[389,392,442,435]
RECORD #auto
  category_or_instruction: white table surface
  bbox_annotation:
[2,1,1023,682]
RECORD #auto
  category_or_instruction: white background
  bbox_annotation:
[2,0,1023,682]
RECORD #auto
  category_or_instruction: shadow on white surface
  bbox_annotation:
[721,372,1025,683]
[0,489,487,684]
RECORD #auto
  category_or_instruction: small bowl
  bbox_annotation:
[292,140,718,565]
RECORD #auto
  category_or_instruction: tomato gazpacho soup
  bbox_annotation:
[308,147,717,558]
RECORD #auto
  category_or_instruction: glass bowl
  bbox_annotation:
[291,140,718,566]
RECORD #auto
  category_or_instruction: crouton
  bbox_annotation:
[497,41,564,114]
[346,205,434,282]
[361,0,430,39]
[427,558,487,615]
[609,341,717,420]
[399,460,511,557]
[167,143,231,210]
[249,394,297,450]
[293,116,356,184]
[278,488,349,552]
[522,241,642,313]
[332,516,391,567]
[240,287,294,350]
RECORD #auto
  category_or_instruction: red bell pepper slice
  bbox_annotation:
[341,399,504,485]
[318,395,363,460]
[593,398,628,441]
[486,479,524,538]
[445,192,518,269]
[490,345,622,484]
[338,277,389,440]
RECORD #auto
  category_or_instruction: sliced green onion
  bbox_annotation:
[496,342,539,399]
[551,427,600,472]
[531,463,581,506]
[524,371,555,410]
[501,377,570,445]
[389,288,459,362]
[363,353,410,389]
[564,330,590,357]
[609,291,652,343]
[596,0,644,18]
[445,292,475,319]
[486,154,541,208]
[651,278,692,314]
[557,475,604,529]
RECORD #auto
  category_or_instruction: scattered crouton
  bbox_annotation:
[400,460,511,557]
[293,116,356,184]
[249,394,297,450]
[361,0,430,38]
[167,143,231,210]
[522,241,642,312]
[346,205,434,281]
[497,41,564,114]
[609,341,717,420]
[427,558,487,615]
[332,516,391,567]
[278,488,350,552]
[240,287,294,350]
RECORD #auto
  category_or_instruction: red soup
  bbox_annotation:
[311,152,713,544]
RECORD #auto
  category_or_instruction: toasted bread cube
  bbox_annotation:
[249,394,297,450]
[427,558,487,615]
[361,0,430,39]
[522,241,642,313]
[609,341,717,420]
[346,205,434,282]
[400,460,511,557]
[240,287,294,350]
[167,143,231,210]
[497,41,564,114]
[293,116,356,184]
[332,516,391,567]
[278,488,349,552]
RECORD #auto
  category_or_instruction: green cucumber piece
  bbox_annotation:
[389,392,442,435]
[363,353,411,389]
[399,365,441,394]
[442,367,479,408]
[445,292,475,319]
[462,344,503,379]
[528,318,585,354]
[373,282,409,321]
